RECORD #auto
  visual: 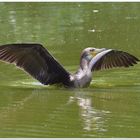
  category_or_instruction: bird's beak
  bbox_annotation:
[91,48,106,57]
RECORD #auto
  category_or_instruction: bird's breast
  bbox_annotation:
[71,70,92,88]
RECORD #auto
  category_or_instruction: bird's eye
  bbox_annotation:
[90,49,95,52]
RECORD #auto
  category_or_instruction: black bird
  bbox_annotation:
[0,44,139,88]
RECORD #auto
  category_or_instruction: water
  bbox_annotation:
[0,2,140,138]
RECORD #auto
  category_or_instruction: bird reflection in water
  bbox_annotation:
[67,91,110,133]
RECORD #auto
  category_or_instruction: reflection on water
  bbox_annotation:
[0,82,140,137]
[68,90,110,136]
[0,86,111,137]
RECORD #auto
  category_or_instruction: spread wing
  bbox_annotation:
[91,50,139,71]
[0,43,70,85]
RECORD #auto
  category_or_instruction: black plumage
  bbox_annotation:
[0,44,70,86]
[0,44,139,88]
[92,50,139,71]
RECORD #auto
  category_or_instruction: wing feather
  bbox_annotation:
[92,50,139,71]
[0,43,70,85]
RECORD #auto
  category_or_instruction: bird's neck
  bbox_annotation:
[80,56,92,70]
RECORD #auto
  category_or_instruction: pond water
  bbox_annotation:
[0,2,140,138]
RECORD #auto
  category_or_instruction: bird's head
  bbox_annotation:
[80,47,106,69]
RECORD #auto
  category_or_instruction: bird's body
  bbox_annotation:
[70,68,92,88]
[0,43,139,88]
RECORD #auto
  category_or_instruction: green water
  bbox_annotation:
[0,2,140,138]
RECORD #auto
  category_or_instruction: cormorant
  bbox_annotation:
[0,44,139,88]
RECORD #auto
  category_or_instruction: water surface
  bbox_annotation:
[0,2,140,138]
